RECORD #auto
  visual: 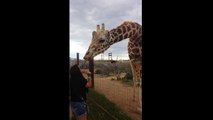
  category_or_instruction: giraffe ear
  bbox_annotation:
[92,31,97,36]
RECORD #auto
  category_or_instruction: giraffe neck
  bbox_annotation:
[108,21,142,45]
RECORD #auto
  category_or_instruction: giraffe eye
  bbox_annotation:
[99,38,105,43]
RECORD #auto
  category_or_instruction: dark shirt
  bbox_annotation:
[69,65,87,102]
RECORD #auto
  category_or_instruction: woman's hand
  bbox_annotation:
[85,79,92,88]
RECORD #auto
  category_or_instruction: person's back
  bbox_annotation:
[70,65,87,101]
[69,64,92,120]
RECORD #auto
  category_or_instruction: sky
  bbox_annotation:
[70,0,142,60]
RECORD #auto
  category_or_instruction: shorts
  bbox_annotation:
[70,101,88,117]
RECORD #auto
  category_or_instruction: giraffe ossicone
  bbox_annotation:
[84,21,142,112]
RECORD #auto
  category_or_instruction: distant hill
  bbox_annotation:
[69,57,76,60]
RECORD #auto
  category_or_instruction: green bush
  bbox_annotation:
[95,69,102,74]
[94,61,133,78]
[124,72,133,80]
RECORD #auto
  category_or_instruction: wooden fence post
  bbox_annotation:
[76,53,79,65]
[89,58,94,88]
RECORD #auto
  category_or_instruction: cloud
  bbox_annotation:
[70,0,142,60]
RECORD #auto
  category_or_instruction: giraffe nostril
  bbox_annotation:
[86,52,90,55]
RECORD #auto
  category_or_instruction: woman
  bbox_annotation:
[69,64,92,120]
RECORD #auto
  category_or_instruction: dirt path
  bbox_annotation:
[94,74,142,120]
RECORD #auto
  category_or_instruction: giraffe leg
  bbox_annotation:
[137,66,142,112]
[130,61,137,101]
[133,77,137,101]
[132,61,142,112]
[137,82,142,112]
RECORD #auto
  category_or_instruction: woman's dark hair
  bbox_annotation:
[70,64,84,80]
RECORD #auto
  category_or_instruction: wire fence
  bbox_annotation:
[69,54,142,120]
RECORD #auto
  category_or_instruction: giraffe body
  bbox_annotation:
[84,21,142,111]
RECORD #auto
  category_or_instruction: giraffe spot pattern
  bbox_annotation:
[122,26,126,33]
[129,32,132,37]
[130,54,140,59]
[117,29,122,34]
[132,48,140,54]
[119,35,123,41]
[129,38,133,42]
[129,54,133,59]
[113,32,117,37]
[134,54,140,58]
[139,28,142,34]
[133,42,139,47]
[131,23,136,28]
[132,29,136,34]
[124,33,128,39]
[128,42,134,48]
[114,37,118,42]
[127,25,131,31]
[132,33,139,40]
[136,25,139,30]
[128,47,131,53]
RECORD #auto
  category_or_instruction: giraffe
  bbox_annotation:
[83,21,142,111]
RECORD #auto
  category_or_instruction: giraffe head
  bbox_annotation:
[84,23,111,60]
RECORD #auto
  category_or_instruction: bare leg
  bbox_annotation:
[69,103,72,120]
[76,115,87,120]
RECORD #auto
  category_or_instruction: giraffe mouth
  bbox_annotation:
[83,55,93,61]
[83,56,89,61]
[84,56,93,61]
